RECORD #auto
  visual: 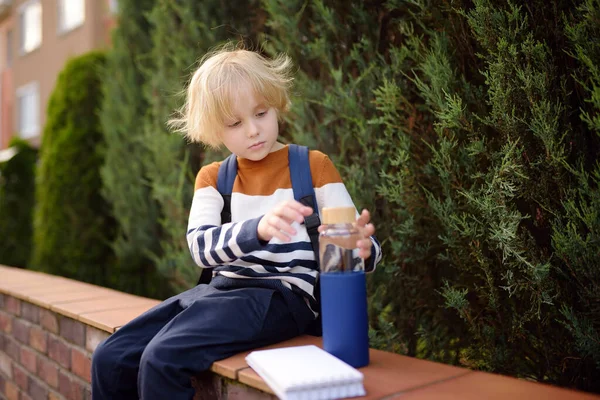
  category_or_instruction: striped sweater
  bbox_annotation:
[186,145,382,314]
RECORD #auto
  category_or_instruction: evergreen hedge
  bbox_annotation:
[99,0,168,298]
[31,51,114,285]
[99,0,600,391]
[0,138,37,268]
[258,0,600,390]
[139,0,260,292]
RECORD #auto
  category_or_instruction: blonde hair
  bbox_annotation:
[169,43,294,148]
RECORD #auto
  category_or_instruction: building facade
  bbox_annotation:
[0,0,116,149]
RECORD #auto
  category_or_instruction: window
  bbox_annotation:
[19,0,42,54]
[58,0,85,33]
[6,29,12,66]
[16,82,40,139]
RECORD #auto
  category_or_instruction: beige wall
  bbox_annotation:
[0,12,14,148]
[12,0,111,146]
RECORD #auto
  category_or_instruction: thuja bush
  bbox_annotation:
[0,138,37,268]
[99,0,169,298]
[140,0,260,292]
[31,51,114,285]
[110,0,599,390]
[261,0,600,391]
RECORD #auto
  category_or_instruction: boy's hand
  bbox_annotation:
[258,200,313,242]
[356,209,375,259]
[317,209,376,260]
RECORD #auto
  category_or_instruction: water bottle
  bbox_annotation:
[319,206,370,368]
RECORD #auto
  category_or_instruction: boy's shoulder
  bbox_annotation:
[307,149,343,187]
[194,161,221,190]
[308,148,328,165]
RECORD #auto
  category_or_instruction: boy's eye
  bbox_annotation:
[256,111,267,117]
[227,121,241,128]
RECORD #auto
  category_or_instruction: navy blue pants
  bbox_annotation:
[91,283,309,400]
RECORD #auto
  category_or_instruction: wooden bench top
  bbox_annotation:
[1,264,597,399]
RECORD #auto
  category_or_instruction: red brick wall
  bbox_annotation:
[0,293,109,400]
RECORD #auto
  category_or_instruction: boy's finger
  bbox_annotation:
[357,238,372,250]
[273,231,291,242]
[362,223,375,236]
[268,215,297,235]
[276,206,306,224]
[356,209,371,226]
[269,225,292,242]
[285,200,313,215]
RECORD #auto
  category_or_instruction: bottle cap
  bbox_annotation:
[321,206,356,224]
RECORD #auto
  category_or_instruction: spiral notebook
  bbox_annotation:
[245,345,366,400]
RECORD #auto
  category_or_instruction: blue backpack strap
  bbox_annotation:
[288,144,321,268]
[197,153,237,286]
[289,144,323,337]
[217,153,238,195]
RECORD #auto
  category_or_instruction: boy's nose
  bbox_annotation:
[247,121,259,137]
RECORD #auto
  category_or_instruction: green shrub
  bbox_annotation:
[99,0,169,298]
[0,138,37,268]
[107,0,600,391]
[261,0,600,391]
[140,0,260,292]
[31,51,114,285]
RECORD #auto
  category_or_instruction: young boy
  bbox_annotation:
[91,44,382,399]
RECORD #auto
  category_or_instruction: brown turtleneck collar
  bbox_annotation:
[236,145,289,170]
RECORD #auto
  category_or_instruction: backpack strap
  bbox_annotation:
[216,153,238,224]
[289,144,323,337]
[197,154,237,285]
[288,144,321,268]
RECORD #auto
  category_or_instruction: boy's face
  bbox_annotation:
[219,84,282,161]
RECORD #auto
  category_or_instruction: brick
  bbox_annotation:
[12,319,31,344]
[0,372,5,396]
[70,348,91,383]
[60,317,85,347]
[49,392,62,400]
[0,352,12,379]
[85,326,109,354]
[21,303,40,324]
[5,296,21,316]
[37,357,59,389]
[48,336,71,369]
[226,383,276,400]
[192,372,223,400]
[22,393,33,400]
[0,332,5,351]
[5,336,20,361]
[58,371,84,400]
[13,364,28,391]
[5,380,19,400]
[0,311,12,334]
[40,309,59,334]
[20,347,37,374]
[30,326,48,354]
[28,376,48,400]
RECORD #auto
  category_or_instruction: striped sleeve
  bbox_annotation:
[312,152,383,272]
[186,162,267,268]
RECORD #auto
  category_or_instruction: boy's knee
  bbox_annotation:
[139,337,182,374]
[91,339,118,372]
[139,339,162,371]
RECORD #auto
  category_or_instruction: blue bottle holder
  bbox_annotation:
[320,271,369,368]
